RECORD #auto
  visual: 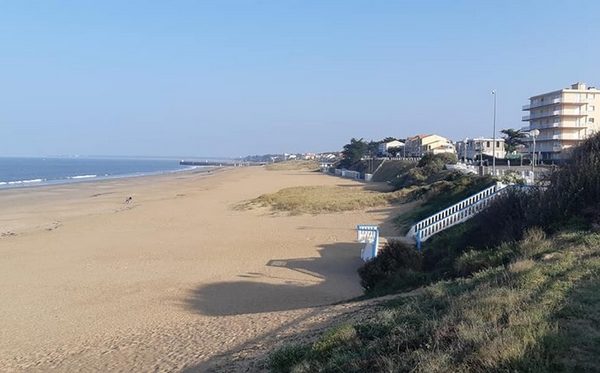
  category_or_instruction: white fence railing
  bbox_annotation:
[406,182,508,247]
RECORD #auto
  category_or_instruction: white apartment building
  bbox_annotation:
[456,138,506,160]
[522,82,600,160]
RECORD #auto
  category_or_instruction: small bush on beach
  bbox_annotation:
[358,240,424,294]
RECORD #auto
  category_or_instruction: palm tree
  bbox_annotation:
[501,128,527,154]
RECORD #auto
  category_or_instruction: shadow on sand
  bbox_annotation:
[179,202,411,371]
[182,242,363,316]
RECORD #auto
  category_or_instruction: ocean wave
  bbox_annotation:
[68,174,97,179]
[1,178,45,185]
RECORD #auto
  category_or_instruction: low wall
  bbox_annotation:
[333,168,361,180]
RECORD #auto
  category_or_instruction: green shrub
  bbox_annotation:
[365,269,430,296]
[517,227,550,258]
[391,153,459,190]
[500,169,526,185]
[358,240,423,292]
[454,242,517,276]
[461,187,544,249]
[268,344,311,373]
[417,152,458,168]
[312,324,358,357]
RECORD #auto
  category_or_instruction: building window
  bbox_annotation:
[590,118,595,123]
[486,141,490,147]
[496,141,500,148]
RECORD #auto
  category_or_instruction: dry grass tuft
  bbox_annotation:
[265,160,320,171]
[238,185,409,214]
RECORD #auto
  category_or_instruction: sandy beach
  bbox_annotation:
[0,167,400,371]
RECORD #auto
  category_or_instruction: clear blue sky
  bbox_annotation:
[1,1,599,157]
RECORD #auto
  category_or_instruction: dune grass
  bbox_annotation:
[269,229,600,372]
[265,160,320,171]
[240,185,410,214]
[371,160,415,183]
[394,174,495,234]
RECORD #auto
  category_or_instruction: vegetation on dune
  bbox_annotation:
[269,230,600,372]
[460,131,600,249]
[268,133,600,372]
[370,160,415,183]
[265,160,320,171]
[239,185,410,214]
[390,153,458,190]
[394,173,495,234]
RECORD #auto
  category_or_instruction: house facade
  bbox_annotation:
[377,140,404,155]
[522,82,600,160]
[456,138,506,160]
[405,134,455,157]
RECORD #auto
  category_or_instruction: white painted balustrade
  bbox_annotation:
[406,182,508,245]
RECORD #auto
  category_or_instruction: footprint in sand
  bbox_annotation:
[45,222,62,231]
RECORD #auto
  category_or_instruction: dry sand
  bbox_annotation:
[0,167,403,372]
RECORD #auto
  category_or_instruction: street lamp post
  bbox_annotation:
[491,90,497,176]
[529,129,540,183]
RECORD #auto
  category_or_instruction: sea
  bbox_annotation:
[0,157,216,189]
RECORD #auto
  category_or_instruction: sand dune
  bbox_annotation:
[0,167,402,371]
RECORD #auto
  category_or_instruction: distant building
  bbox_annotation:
[456,138,506,160]
[522,82,600,160]
[378,140,404,156]
[405,134,455,157]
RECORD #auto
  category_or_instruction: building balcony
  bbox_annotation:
[524,96,588,111]
[524,97,561,110]
[526,144,565,153]
[529,122,586,130]
[523,109,588,121]
[536,134,582,142]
